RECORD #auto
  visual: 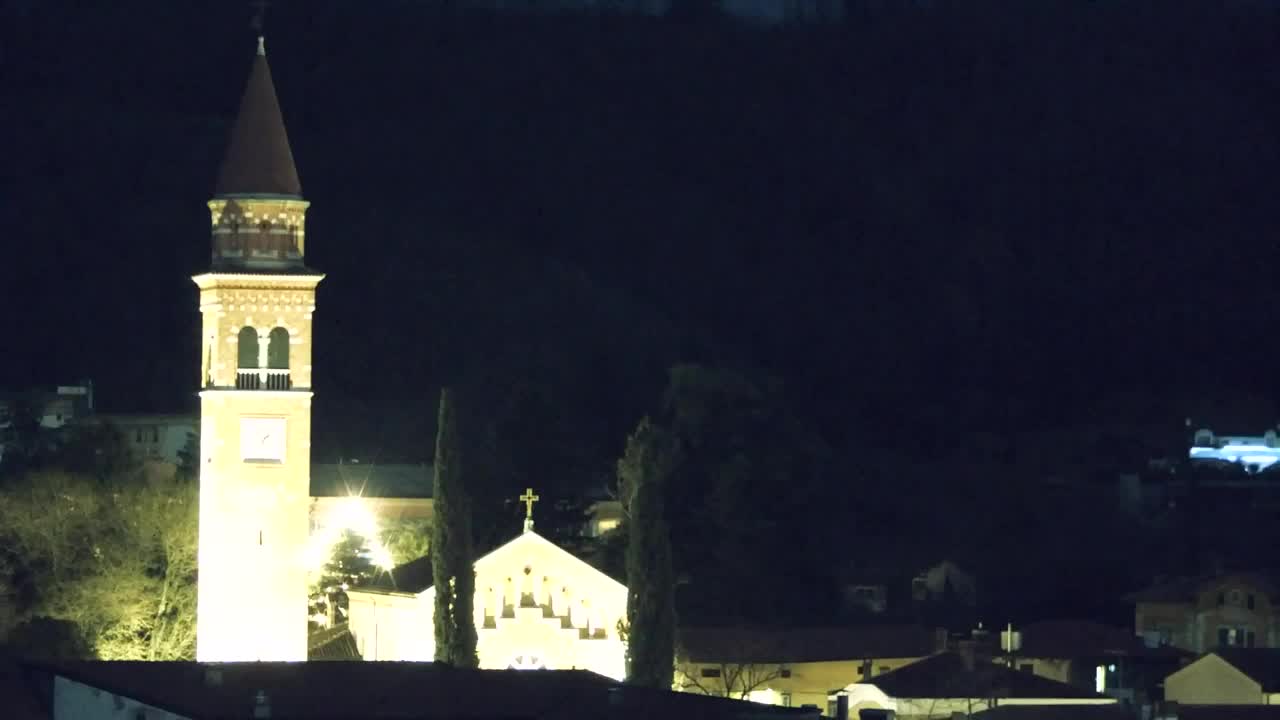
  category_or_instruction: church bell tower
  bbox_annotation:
[194,36,321,662]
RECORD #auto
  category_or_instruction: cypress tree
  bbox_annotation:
[431,387,478,667]
[621,417,677,689]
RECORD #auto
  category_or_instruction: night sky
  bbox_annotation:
[5,0,1280,467]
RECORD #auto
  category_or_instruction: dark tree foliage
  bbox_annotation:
[308,529,377,628]
[656,364,836,625]
[0,392,49,480]
[55,421,137,482]
[3,617,94,660]
[622,417,676,689]
[431,388,477,667]
[175,431,199,482]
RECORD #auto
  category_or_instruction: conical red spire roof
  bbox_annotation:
[215,37,302,197]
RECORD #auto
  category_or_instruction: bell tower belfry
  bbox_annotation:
[194,35,322,662]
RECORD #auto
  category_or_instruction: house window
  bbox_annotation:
[1218,592,1226,606]
[1219,627,1255,647]
[1229,590,1243,607]
[1019,664,1034,673]
[780,669,792,678]
[780,693,792,707]
[152,427,159,443]
[1248,594,1256,610]
[700,668,721,678]
[879,666,889,675]
[135,428,142,443]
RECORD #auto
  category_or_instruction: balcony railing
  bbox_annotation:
[236,368,292,391]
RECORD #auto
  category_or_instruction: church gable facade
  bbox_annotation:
[347,529,628,680]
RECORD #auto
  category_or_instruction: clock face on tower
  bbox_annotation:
[240,417,287,463]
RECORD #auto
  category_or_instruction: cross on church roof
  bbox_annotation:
[519,487,539,533]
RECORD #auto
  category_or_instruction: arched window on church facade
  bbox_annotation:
[268,327,289,369]
[237,327,259,390]
[267,327,291,390]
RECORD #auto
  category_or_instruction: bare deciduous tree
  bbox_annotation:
[0,469,197,660]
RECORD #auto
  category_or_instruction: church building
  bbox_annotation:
[194,36,321,662]
[192,36,627,674]
[347,492,629,680]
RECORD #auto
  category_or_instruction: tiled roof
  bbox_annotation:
[310,463,433,499]
[25,660,819,720]
[678,625,946,664]
[863,652,1108,700]
[1179,707,1280,720]
[1125,573,1279,603]
[972,705,1133,720]
[215,40,301,198]
[1215,648,1280,692]
[1017,620,1189,660]
[307,626,361,661]
[361,554,433,594]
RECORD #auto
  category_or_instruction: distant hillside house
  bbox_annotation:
[1189,427,1280,473]
[346,524,628,679]
[1128,573,1280,653]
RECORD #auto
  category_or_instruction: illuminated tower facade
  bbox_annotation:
[195,37,322,661]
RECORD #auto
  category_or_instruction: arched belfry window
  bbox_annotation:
[238,327,259,369]
[267,327,290,370]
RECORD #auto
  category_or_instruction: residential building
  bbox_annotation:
[838,650,1118,719]
[0,382,94,462]
[85,413,197,466]
[972,706,1135,720]
[994,620,1188,707]
[840,560,978,630]
[1188,428,1280,474]
[1164,648,1280,705]
[675,624,947,710]
[1128,574,1280,652]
